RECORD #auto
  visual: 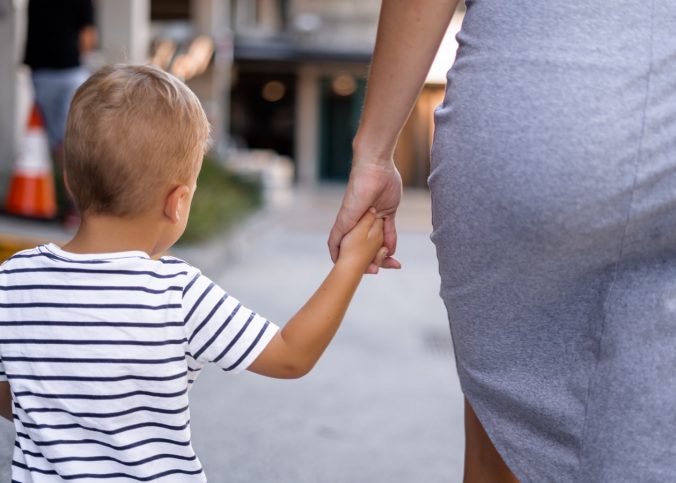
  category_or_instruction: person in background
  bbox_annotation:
[24,0,96,222]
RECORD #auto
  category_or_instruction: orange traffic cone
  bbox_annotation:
[4,104,57,219]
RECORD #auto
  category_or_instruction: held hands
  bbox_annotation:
[336,208,388,274]
[329,161,403,273]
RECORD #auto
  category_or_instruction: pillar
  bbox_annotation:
[296,65,320,185]
[98,0,150,64]
[191,0,232,154]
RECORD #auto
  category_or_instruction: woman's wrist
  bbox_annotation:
[352,132,397,166]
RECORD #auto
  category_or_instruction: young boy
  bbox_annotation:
[0,64,387,482]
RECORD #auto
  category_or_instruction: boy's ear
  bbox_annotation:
[164,184,191,224]
[63,169,74,198]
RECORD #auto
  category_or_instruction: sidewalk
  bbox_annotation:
[0,187,465,482]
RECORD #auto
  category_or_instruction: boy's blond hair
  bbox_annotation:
[64,64,210,217]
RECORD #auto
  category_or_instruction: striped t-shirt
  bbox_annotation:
[0,243,278,482]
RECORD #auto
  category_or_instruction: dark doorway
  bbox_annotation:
[319,75,365,181]
[151,0,190,20]
[230,70,296,160]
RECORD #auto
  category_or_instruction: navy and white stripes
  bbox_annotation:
[0,243,278,482]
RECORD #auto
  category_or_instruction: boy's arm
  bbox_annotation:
[0,382,12,421]
[248,210,386,379]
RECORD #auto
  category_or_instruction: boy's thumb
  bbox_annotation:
[374,246,389,267]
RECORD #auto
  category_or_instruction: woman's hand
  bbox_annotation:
[329,159,403,273]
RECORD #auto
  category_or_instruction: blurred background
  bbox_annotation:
[0,1,468,481]
[1,0,466,195]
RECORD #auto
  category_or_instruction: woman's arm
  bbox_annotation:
[328,0,458,271]
[354,0,459,161]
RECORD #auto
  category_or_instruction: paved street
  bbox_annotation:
[0,187,465,482]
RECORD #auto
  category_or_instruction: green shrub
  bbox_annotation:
[179,156,262,244]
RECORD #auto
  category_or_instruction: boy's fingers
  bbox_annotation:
[373,246,389,267]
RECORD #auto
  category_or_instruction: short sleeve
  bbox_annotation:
[0,358,7,382]
[182,271,278,374]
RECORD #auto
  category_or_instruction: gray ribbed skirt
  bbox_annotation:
[429,1,676,481]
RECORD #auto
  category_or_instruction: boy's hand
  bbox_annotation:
[336,208,387,273]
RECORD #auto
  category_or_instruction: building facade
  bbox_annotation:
[1,0,462,200]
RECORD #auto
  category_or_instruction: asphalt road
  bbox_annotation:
[0,187,465,482]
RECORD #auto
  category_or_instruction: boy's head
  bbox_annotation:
[64,64,210,218]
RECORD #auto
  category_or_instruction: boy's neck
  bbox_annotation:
[62,212,165,257]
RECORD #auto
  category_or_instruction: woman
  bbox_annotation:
[329,0,676,481]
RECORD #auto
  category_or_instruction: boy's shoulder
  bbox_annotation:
[5,245,42,258]
[1,244,203,282]
[157,254,192,267]
[154,255,204,282]
[1,245,44,268]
